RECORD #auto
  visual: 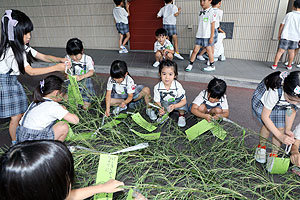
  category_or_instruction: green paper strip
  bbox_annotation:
[211,125,227,140]
[102,120,121,129]
[94,154,118,200]
[131,113,157,132]
[66,132,95,141]
[68,74,84,105]
[185,119,214,141]
[131,129,161,140]
[126,189,134,200]
[113,113,128,119]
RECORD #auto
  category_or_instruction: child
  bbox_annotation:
[153,60,188,127]
[0,10,70,145]
[66,38,96,110]
[113,0,130,54]
[105,60,156,120]
[185,0,217,72]
[197,0,226,62]
[16,75,79,143]
[0,140,147,200]
[153,28,175,68]
[271,0,300,70]
[190,77,229,122]
[291,123,300,167]
[157,0,184,60]
[252,71,300,165]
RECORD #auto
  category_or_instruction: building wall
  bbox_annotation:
[0,0,297,62]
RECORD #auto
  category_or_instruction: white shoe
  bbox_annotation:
[284,61,294,66]
[271,65,277,70]
[174,52,184,60]
[146,108,157,121]
[153,61,160,68]
[297,64,300,68]
[220,54,226,61]
[197,55,206,61]
[254,147,266,164]
[119,49,128,54]
[202,65,215,72]
[287,65,292,70]
[178,116,186,127]
[113,105,127,115]
[185,64,193,72]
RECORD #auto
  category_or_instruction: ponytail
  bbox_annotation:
[264,71,282,90]
[33,75,64,103]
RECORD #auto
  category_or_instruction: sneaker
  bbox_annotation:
[284,61,294,66]
[146,108,157,121]
[185,64,193,72]
[174,52,184,60]
[178,116,186,127]
[254,145,266,164]
[271,65,277,70]
[153,61,160,68]
[197,55,206,61]
[287,65,292,70]
[119,49,128,54]
[296,64,300,68]
[202,65,216,72]
[220,54,226,61]
[156,114,169,124]
[113,105,127,116]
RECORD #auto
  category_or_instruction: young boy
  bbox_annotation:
[157,0,184,60]
[185,0,217,72]
[153,28,175,68]
[271,0,300,70]
[113,0,130,54]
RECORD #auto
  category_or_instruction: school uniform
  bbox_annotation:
[195,6,217,47]
[192,90,228,111]
[107,75,144,100]
[66,54,96,102]
[0,46,37,118]
[157,3,178,36]
[113,6,129,34]
[16,98,69,143]
[252,81,299,128]
[154,39,174,53]
[153,80,188,111]
[279,11,300,50]
[212,7,223,45]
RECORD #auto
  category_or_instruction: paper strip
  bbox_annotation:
[131,113,157,132]
[68,74,84,105]
[102,120,121,129]
[211,125,227,140]
[126,189,134,200]
[185,119,214,141]
[131,129,161,140]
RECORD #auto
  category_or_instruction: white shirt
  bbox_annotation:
[261,88,291,110]
[196,7,217,38]
[157,4,178,25]
[212,8,223,28]
[281,11,300,41]
[0,46,38,75]
[294,123,300,140]
[192,90,229,109]
[153,80,186,103]
[154,39,174,52]
[113,6,129,24]
[66,54,94,75]
[107,75,136,94]
[20,98,68,130]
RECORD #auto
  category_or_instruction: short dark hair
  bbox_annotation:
[155,28,167,37]
[164,0,173,3]
[294,0,300,9]
[264,71,282,90]
[212,0,222,6]
[0,140,74,200]
[66,38,84,55]
[207,77,227,99]
[110,60,128,79]
[283,71,300,98]
[159,60,178,79]
[113,0,123,6]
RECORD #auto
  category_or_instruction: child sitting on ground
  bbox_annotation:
[190,77,229,122]
[157,0,184,60]
[16,75,79,143]
[66,38,96,110]
[153,28,175,68]
[113,0,130,53]
[105,60,156,120]
[153,60,188,127]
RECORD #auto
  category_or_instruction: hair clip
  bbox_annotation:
[294,85,300,95]
[40,80,45,93]
[1,10,18,41]
[279,71,289,85]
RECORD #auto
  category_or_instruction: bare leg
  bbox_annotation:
[122,32,130,47]
[9,114,23,141]
[287,49,296,66]
[273,48,285,66]
[190,45,201,62]
[199,48,207,56]
[155,51,163,62]
[134,87,151,106]
[259,125,270,146]
[119,34,124,49]
[206,46,214,64]
[53,121,69,141]
[166,53,173,60]
[172,34,179,53]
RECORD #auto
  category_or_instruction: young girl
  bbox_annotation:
[153,60,188,127]
[0,140,147,200]
[66,38,96,109]
[16,75,79,143]
[252,71,300,165]
[105,60,156,120]
[190,77,229,122]
[0,10,70,144]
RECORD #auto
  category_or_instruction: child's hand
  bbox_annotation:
[280,134,295,145]
[57,62,68,71]
[205,114,212,122]
[97,179,124,193]
[178,7,182,12]
[209,38,213,44]
[167,104,175,113]
[285,130,294,137]
[291,153,300,167]
[159,108,165,116]
[105,109,110,117]
[134,191,148,200]
[120,101,127,108]
[126,2,130,8]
